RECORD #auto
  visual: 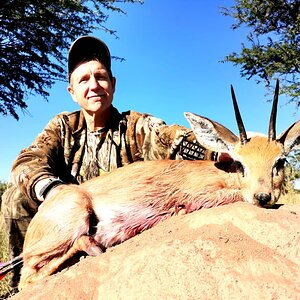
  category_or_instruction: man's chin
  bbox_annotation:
[86,103,111,115]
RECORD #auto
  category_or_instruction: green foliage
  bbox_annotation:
[286,149,300,180]
[0,181,10,199]
[0,181,11,297]
[282,150,300,194]
[0,0,143,120]
[221,0,300,105]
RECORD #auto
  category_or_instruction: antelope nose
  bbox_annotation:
[255,192,271,206]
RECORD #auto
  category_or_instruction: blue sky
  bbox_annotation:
[0,0,298,181]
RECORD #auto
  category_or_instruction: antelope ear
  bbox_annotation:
[184,112,239,153]
[277,120,300,153]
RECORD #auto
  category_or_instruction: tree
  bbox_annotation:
[0,0,142,120]
[221,0,300,105]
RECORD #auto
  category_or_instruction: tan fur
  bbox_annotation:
[233,137,284,204]
[19,111,300,290]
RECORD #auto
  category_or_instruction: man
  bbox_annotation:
[1,36,215,288]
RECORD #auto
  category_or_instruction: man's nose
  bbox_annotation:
[89,76,100,89]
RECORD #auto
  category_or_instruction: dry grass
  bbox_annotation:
[279,191,300,205]
[0,215,14,299]
[279,172,300,205]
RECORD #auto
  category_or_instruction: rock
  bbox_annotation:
[11,202,300,300]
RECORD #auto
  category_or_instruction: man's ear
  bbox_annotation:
[67,85,78,103]
[111,76,116,93]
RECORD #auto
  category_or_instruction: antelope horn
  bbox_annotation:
[231,85,248,144]
[268,79,279,141]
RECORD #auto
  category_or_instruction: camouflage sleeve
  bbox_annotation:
[125,111,215,161]
[11,114,67,201]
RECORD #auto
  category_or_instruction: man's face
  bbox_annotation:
[68,60,116,116]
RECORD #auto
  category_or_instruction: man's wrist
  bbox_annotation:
[35,178,64,201]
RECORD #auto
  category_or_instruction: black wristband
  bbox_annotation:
[39,179,64,200]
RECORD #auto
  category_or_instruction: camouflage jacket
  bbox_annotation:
[11,106,214,202]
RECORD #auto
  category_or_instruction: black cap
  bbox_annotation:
[68,36,112,80]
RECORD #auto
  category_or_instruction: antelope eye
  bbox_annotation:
[273,158,286,175]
